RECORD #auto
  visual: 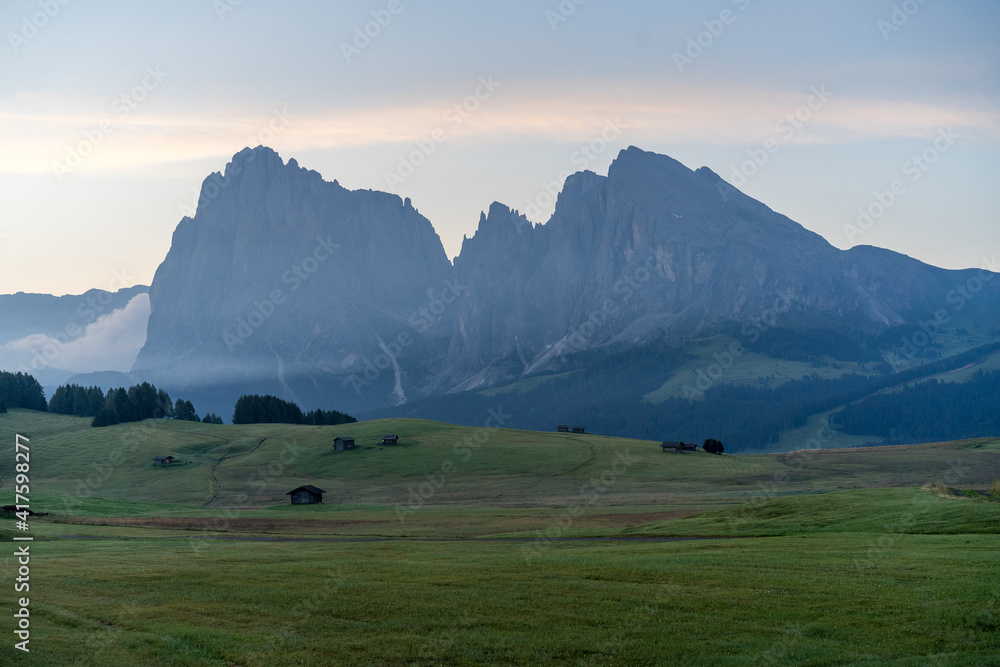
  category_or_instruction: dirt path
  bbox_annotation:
[553,437,597,476]
[203,437,268,507]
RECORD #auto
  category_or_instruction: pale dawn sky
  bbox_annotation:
[1,0,997,295]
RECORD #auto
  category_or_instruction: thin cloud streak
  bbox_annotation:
[0,87,996,176]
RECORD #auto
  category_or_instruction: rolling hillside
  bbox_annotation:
[1,409,998,665]
[2,410,998,511]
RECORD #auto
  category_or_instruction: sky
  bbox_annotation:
[1,0,998,296]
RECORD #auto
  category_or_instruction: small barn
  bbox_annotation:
[572,426,586,434]
[333,437,356,451]
[380,434,399,445]
[286,485,326,504]
[152,456,175,465]
[557,425,570,433]
[661,441,697,453]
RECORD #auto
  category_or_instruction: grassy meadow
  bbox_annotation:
[0,409,998,665]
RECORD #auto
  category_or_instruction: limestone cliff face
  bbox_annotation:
[134,147,452,409]
[135,145,999,412]
[440,147,992,388]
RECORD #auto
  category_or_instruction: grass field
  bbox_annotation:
[4,410,999,509]
[0,410,998,665]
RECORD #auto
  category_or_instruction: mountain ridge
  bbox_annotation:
[128,145,1000,425]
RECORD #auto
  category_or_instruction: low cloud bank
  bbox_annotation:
[0,294,150,374]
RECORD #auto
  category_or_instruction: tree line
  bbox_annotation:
[10,377,355,428]
[232,394,356,426]
[48,382,223,427]
[0,371,47,413]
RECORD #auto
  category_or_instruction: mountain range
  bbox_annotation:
[122,145,1000,445]
[4,145,997,448]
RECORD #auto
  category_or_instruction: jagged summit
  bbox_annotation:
[134,146,1000,415]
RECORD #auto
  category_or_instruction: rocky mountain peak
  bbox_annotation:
[134,145,999,418]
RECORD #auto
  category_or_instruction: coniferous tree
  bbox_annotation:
[110,388,137,423]
[0,371,46,412]
[72,387,90,417]
[156,389,173,418]
[173,399,199,422]
[88,387,106,415]
[91,404,119,427]
[48,385,70,414]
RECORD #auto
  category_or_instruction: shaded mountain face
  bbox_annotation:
[133,146,1000,416]
[133,147,452,411]
[443,147,999,389]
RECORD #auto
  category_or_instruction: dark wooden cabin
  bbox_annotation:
[572,426,586,434]
[661,441,697,453]
[152,456,175,465]
[333,437,356,451]
[286,485,326,504]
[557,425,570,433]
[380,434,399,445]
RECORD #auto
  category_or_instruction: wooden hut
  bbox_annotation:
[557,425,569,433]
[286,485,326,504]
[661,441,697,453]
[380,434,399,445]
[572,426,586,434]
[333,437,356,451]
[152,456,175,465]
